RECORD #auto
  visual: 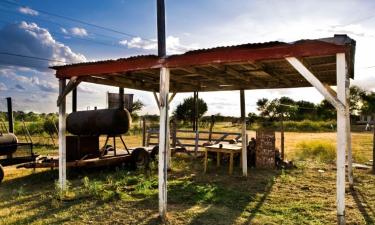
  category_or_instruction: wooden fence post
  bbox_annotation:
[142,116,146,146]
[240,89,247,176]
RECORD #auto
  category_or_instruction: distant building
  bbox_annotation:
[357,113,375,124]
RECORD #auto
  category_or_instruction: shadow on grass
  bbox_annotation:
[350,188,375,224]
[164,157,280,225]
[0,158,281,225]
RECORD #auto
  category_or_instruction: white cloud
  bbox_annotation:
[70,27,88,37]
[18,6,39,16]
[61,27,68,34]
[0,82,7,91]
[0,21,86,70]
[119,35,198,54]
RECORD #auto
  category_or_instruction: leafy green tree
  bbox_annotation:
[256,97,297,121]
[294,100,317,121]
[316,99,336,120]
[361,91,375,115]
[130,100,144,121]
[173,97,208,124]
[349,86,366,115]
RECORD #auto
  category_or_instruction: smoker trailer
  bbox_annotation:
[0,98,35,183]
[18,108,156,173]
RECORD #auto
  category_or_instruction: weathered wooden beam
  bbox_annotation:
[168,92,177,103]
[285,57,345,112]
[58,78,67,191]
[158,67,169,222]
[57,76,82,106]
[153,92,161,110]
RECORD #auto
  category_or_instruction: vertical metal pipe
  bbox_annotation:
[157,0,166,57]
[119,87,124,109]
[6,97,13,133]
[72,88,77,112]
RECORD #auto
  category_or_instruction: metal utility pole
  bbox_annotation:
[157,0,166,57]
[6,97,14,133]
[72,88,77,112]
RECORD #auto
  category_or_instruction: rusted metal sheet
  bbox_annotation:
[66,109,132,136]
[256,130,276,169]
[51,35,355,80]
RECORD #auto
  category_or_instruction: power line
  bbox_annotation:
[0,17,124,49]
[0,52,67,63]
[0,59,51,70]
[0,7,125,42]
[1,0,152,40]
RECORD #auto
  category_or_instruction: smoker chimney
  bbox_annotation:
[6,97,13,133]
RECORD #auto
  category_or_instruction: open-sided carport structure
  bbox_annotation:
[52,34,355,224]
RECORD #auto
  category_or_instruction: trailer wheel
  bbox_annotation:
[131,148,150,170]
[0,164,4,183]
[150,145,158,161]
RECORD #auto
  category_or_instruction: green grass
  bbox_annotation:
[295,140,336,163]
[0,130,374,224]
[1,156,374,225]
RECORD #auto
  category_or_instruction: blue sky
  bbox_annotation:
[0,0,374,116]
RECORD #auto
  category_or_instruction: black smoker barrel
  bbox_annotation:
[0,133,18,156]
[65,109,132,161]
[67,108,132,136]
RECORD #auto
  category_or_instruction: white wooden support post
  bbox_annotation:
[58,78,67,191]
[286,56,348,225]
[240,90,247,176]
[158,67,169,220]
[336,53,347,225]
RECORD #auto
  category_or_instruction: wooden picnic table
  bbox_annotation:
[204,143,242,175]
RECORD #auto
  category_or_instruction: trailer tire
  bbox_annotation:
[131,148,150,170]
[0,164,4,183]
[150,145,158,161]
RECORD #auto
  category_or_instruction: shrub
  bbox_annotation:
[295,140,336,163]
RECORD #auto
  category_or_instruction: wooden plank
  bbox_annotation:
[285,57,345,112]
[158,67,169,221]
[58,79,67,191]
[240,89,247,176]
[57,76,82,106]
[153,92,161,110]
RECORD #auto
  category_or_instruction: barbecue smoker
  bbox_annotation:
[0,97,35,183]
[19,107,153,172]
[66,108,132,160]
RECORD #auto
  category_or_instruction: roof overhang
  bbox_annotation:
[51,34,356,93]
